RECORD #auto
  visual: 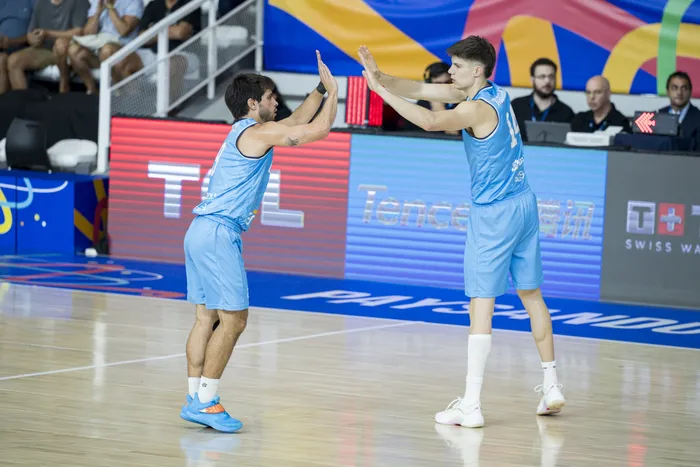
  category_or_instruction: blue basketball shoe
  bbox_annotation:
[180,395,207,426]
[183,393,243,433]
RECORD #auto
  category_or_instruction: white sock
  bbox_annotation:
[542,361,558,389]
[462,334,492,407]
[198,377,220,404]
[188,377,200,398]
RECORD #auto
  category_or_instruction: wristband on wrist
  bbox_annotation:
[316,81,326,94]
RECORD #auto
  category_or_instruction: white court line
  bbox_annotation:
[0,321,415,382]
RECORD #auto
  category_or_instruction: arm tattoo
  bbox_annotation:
[285,137,300,146]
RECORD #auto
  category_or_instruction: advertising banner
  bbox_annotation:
[108,117,351,278]
[345,135,607,300]
[601,152,700,308]
[264,0,700,96]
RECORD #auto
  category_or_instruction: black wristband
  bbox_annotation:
[316,81,326,94]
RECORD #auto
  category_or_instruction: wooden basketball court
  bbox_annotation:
[1,282,699,466]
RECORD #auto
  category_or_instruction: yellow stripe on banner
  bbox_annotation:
[604,23,700,94]
[502,16,562,90]
[0,188,13,235]
[94,179,106,202]
[74,209,93,241]
[268,0,440,79]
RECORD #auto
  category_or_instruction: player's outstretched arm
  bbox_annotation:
[358,46,466,104]
[363,70,474,132]
[278,85,326,127]
[279,50,334,127]
[250,52,338,149]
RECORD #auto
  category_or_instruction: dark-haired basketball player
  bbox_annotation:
[181,51,338,432]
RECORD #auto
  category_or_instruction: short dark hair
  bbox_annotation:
[446,36,497,78]
[424,62,450,82]
[530,58,557,77]
[225,73,275,119]
[666,71,692,91]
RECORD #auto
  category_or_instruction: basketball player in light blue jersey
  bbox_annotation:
[180,51,338,432]
[359,37,565,428]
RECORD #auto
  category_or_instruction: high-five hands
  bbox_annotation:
[316,50,338,95]
[358,45,383,93]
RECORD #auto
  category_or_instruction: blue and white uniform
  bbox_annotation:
[461,81,543,297]
[184,118,273,310]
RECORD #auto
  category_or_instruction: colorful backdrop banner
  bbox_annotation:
[264,0,700,96]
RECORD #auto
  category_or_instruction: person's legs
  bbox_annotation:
[197,308,248,404]
[53,37,72,93]
[185,304,218,396]
[67,43,100,94]
[435,201,518,428]
[113,51,144,83]
[181,216,249,432]
[7,47,55,90]
[511,192,565,415]
[97,43,122,84]
[0,53,9,95]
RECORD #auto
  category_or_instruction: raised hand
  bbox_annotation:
[362,70,381,93]
[316,50,338,94]
[358,45,380,79]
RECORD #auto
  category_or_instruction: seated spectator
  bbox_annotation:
[56,0,143,94]
[4,0,89,93]
[112,0,200,87]
[394,62,459,135]
[511,58,574,141]
[0,0,35,94]
[571,75,630,133]
[657,71,700,141]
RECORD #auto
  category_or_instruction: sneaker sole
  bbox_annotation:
[181,412,208,426]
[459,421,484,428]
[537,399,565,416]
[435,417,484,428]
[186,413,244,433]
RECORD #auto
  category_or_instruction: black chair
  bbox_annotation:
[5,118,54,172]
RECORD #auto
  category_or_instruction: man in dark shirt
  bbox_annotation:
[112,0,201,82]
[657,71,700,144]
[511,58,575,142]
[571,75,630,133]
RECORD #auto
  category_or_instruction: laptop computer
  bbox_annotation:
[524,121,571,144]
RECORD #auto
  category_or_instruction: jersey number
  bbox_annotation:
[506,105,520,148]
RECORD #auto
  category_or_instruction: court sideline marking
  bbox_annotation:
[0,321,415,382]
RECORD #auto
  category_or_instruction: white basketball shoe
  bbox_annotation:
[535,383,566,415]
[435,398,485,428]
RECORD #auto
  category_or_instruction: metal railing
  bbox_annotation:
[96,0,263,174]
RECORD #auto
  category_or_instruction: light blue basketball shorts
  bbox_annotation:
[184,215,249,311]
[464,190,544,298]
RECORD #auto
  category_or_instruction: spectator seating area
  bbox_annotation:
[0,0,255,174]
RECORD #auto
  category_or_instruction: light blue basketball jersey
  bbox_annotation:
[192,118,273,232]
[462,81,530,206]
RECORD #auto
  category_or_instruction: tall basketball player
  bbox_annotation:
[358,37,565,428]
[181,51,338,432]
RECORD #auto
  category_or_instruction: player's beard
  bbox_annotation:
[259,107,275,122]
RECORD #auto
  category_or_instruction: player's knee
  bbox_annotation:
[217,309,248,335]
[516,287,542,301]
[195,304,218,326]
